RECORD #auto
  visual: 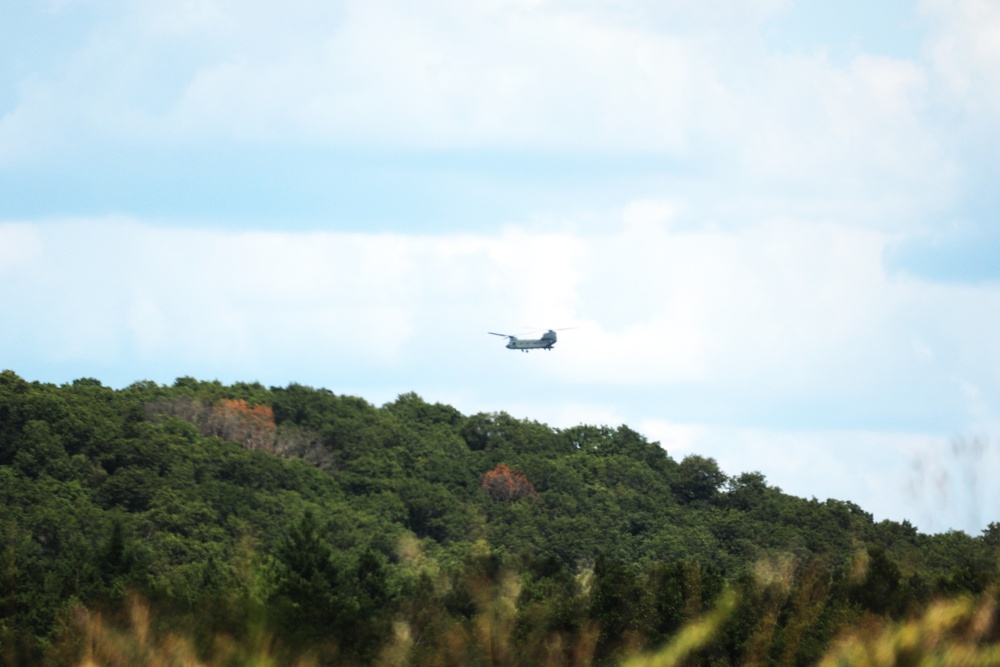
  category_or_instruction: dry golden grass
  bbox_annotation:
[73,594,316,667]
[68,584,1000,667]
[626,588,1000,667]
[816,593,1000,667]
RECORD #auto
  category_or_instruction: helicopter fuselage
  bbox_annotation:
[505,330,557,352]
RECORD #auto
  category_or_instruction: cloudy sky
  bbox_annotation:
[3,0,1000,534]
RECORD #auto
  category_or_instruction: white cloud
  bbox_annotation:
[0,0,952,194]
[152,0,711,150]
[0,223,43,270]
[556,214,905,391]
[904,436,1000,533]
[0,0,982,266]
[637,418,708,456]
[923,0,1000,117]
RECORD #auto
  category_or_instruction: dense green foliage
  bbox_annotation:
[0,370,997,665]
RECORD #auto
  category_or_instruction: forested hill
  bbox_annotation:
[2,370,998,666]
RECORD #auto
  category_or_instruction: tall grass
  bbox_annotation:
[64,575,1000,666]
[72,593,316,667]
[816,593,1000,667]
[629,588,1000,667]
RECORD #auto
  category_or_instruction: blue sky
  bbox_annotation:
[3,0,1000,534]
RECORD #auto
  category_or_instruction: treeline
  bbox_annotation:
[0,370,997,665]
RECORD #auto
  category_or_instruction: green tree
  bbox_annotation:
[95,515,147,597]
[850,546,902,616]
[270,510,343,641]
[672,454,727,505]
[590,555,647,663]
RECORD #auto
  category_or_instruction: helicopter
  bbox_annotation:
[489,329,561,352]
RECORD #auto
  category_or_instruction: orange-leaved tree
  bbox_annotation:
[209,398,276,453]
[481,463,538,503]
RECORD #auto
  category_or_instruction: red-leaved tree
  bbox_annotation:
[481,463,538,503]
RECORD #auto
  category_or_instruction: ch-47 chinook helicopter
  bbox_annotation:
[488,329,566,352]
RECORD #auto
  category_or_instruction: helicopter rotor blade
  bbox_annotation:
[523,326,577,332]
[488,332,513,338]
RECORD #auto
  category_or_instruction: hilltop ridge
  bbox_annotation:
[1,370,996,665]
